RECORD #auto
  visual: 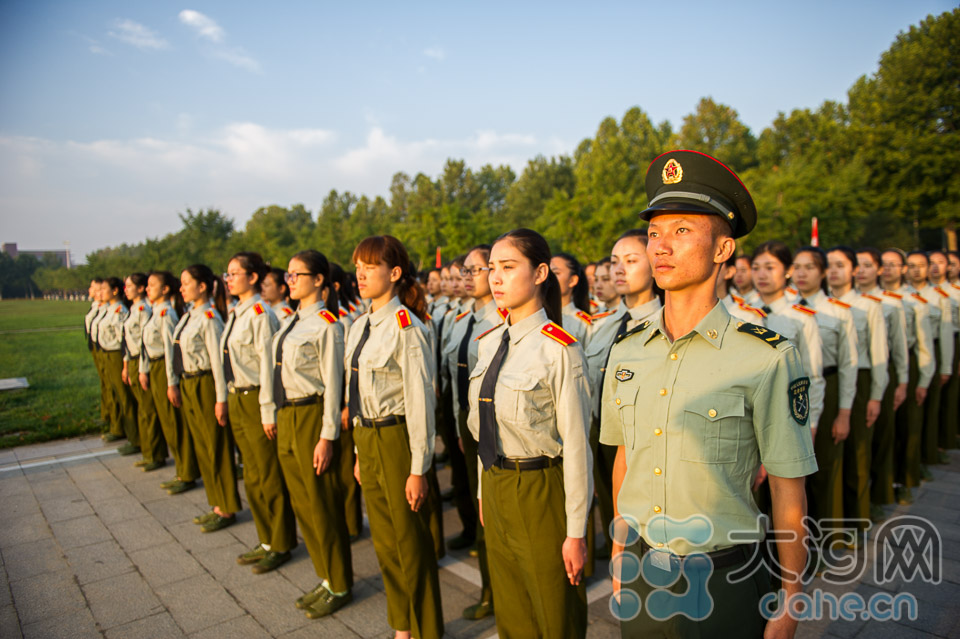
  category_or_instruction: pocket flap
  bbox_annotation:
[683,392,744,422]
[498,372,539,391]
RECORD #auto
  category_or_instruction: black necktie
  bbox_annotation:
[456,314,477,412]
[435,313,447,376]
[348,320,372,422]
[478,329,510,470]
[272,314,300,408]
[799,298,809,307]
[761,305,772,314]
[222,313,237,385]
[120,325,128,359]
[171,317,188,378]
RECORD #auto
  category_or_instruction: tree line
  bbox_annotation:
[15,9,960,297]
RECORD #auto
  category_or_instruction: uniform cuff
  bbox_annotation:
[566,517,588,539]
[260,406,276,425]
[763,455,818,479]
[410,450,429,476]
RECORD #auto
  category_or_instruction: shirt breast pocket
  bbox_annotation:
[367,349,400,396]
[614,382,640,450]
[679,392,745,464]
[498,372,552,430]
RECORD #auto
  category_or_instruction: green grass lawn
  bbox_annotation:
[0,300,104,447]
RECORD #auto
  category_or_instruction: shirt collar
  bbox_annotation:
[627,296,662,322]
[369,295,401,326]
[190,300,212,316]
[297,300,324,318]
[806,289,827,305]
[834,288,858,304]
[768,295,790,313]
[645,301,728,350]
[507,307,548,344]
[233,293,261,316]
[476,299,499,322]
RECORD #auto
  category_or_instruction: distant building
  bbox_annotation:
[2,242,73,268]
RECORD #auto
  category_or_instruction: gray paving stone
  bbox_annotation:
[20,606,100,639]
[125,477,172,505]
[63,539,134,585]
[91,494,149,525]
[190,538,263,587]
[327,584,392,638]
[143,493,209,527]
[167,520,238,553]
[74,473,129,502]
[49,514,112,549]
[0,475,32,499]
[38,495,95,523]
[129,541,205,589]
[83,570,164,630]
[227,578,311,636]
[187,613,271,639]
[0,564,11,607]
[1,538,64,582]
[156,573,245,633]
[0,513,51,548]
[0,604,21,639]
[29,477,83,503]
[110,516,176,553]
[8,570,85,626]
[278,616,360,638]
[2,493,41,521]
[105,611,186,639]
[275,548,323,593]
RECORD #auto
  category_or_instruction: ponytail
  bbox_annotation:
[105,276,129,308]
[184,264,227,317]
[542,270,563,326]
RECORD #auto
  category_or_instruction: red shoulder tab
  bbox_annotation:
[541,322,577,346]
[115,306,121,313]
[912,292,929,304]
[952,283,960,291]
[882,291,903,300]
[318,309,337,324]
[160,308,167,317]
[575,310,593,325]
[828,298,851,309]
[339,308,348,318]
[348,303,357,313]
[474,325,501,341]
[793,304,817,316]
[934,286,949,298]
[592,310,616,321]
[282,306,293,316]
[786,286,798,296]
[497,307,509,321]
[253,303,264,315]
[589,299,599,309]
[455,311,470,322]
[396,308,412,329]
[731,293,745,305]
[741,303,766,319]
[862,294,882,303]
[138,305,144,312]
[426,313,432,321]
[205,310,215,319]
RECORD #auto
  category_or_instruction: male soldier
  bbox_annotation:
[601,150,817,638]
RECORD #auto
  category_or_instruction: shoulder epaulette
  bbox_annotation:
[474,325,502,341]
[828,298,851,309]
[253,303,264,315]
[497,307,509,321]
[282,307,294,316]
[737,322,787,348]
[589,299,599,309]
[592,310,616,321]
[541,322,577,346]
[882,291,903,300]
[205,310,215,319]
[138,305,144,312]
[455,311,470,322]
[614,320,652,345]
[793,304,817,316]
[952,283,960,291]
[318,309,337,324]
[912,292,928,304]
[115,306,121,313]
[396,308,412,329]
[348,303,357,313]
[575,310,593,325]
[786,286,798,296]
[160,308,167,317]
[339,308,348,318]
[741,304,766,319]
[731,293,745,305]
[426,313,432,321]
[934,286,949,298]
[862,294,882,303]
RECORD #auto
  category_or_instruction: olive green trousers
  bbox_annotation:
[103,350,138,444]
[129,357,165,462]
[180,373,240,513]
[149,360,199,482]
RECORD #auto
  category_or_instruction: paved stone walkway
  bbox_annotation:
[1,435,958,638]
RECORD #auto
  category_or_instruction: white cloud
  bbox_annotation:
[211,47,261,73]
[108,19,169,51]
[423,47,445,61]
[178,10,225,43]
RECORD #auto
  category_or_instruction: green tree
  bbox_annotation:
[675,97,758,173]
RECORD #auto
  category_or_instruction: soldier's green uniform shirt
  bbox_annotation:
[173,301,227,400]
[97,302,129,350]
[139,302,179,383]
[122,301,152,361]
[221,295,280,424]
[599,302,818,555]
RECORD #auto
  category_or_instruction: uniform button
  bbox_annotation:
[654,428,662,436]
[659,388,667,396]
[654,467,662,476]
[653,505,661,513]
[708,409,717,418]
[707,329,718,339]
[615,398,621,405]
[656,542,664,548]
[670,353,678,360]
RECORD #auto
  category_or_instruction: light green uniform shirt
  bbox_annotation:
[173,302,227,402]
[122,301,152,361]
[467,308,593,538]
[913,284,954,375]
[222,294,280,424]
[804,290,859,411]
[764,296,826,429]
[835,289,889,400]
[561,301,591,344]
[862,286,910,385]
[96,302,128,351]
[270,300,344,441]
[443,299,504,413]
[600,302,818,555]
[139,301,179,385]
[344,296,437,475]
[887,286,936,388]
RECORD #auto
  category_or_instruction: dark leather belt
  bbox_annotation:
[492,455,562,471]
[182,369,211,379]
[639,539,757,570]
[101,348,121,353]
[283,395,321,407]
[230,385,259,394]
[823,366,838,376]
[148,355,164,362]
[358,415,405,428]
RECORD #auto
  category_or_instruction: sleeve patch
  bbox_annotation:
[253,303,264,315]
[790,377,810,425]
[541,322,576,346]
[575,310,593,325]
[396,308,412,329]
[737,322,787,347]
[318,309,337,324]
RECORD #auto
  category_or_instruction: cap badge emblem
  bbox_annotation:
[662,158,683,184]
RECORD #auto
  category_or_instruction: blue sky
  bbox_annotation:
[0,1,953,262]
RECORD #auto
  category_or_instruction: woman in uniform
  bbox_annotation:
[141,271,200,494]
[346,235,443,639]
[262,267,295,319]
[928,250,959,456]
[122,273,165,470]
[99,277,140,455]
[468,228,592,639]
[222,252,296,573]
[826,246,888,542]
[87,279,114,433]
[551,252,592,343]
[173,264,241,532]
[791,247,859,535]
[271,249,354,618]
[591,257,620,314]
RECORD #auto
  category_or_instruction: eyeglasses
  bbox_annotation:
[284,272,313,283]
[460,266,492,277]
[222,272,246,282]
